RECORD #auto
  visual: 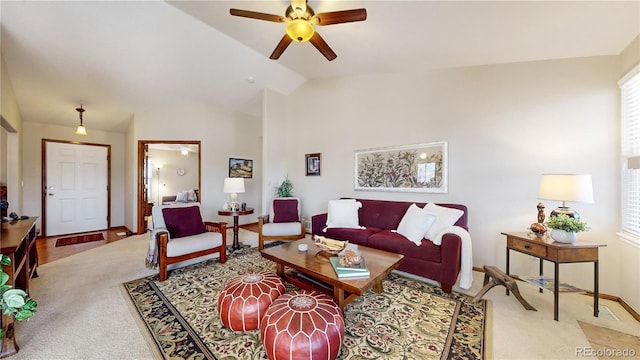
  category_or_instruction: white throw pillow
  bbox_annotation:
[396,203,437,245]
[187,189,197,202]
[423,203,464,240]
[325,199,363,229]
[175,191,189,202]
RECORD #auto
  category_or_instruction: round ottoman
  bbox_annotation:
[217,272,285,331]
[260,290,344,360]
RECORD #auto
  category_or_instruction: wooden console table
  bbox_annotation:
[502,231,605,321]
[1,217,38,358]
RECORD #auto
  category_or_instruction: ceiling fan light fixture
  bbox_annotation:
[286,19,314,42]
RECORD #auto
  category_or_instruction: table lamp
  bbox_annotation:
[224,178,245,210]
[538,174,594,219]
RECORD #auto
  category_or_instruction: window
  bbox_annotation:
[619,65,640,244]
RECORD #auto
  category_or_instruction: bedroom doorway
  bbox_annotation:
[136,140,201,233]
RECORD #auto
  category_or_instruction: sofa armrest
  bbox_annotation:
[311,213,328,235]
[438,233,463,288]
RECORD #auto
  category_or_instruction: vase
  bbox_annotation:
[550,229,578,244]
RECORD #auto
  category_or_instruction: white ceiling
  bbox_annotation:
[1,1,638,133]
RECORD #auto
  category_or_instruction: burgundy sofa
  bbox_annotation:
[312,198,467,293]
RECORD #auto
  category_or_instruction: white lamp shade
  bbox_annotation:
[224,178,245,194]
[538,174,594,203]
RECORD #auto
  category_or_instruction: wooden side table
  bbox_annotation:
[502,231,606,321]
[218,208,254,251]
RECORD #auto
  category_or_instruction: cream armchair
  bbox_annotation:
[151,203,226,281]
[258,197,305,250]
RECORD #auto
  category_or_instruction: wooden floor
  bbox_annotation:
[36,223,260,265]
[36,227,131,265]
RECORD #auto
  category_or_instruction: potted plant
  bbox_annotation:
[544,214,589,243]
[275,176,293,198]
[1,254,37,339]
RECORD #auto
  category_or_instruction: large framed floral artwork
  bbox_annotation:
[354,141,448,193]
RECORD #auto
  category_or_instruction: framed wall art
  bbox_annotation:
[229,158,253,178]
[305,153,321,176]
[354,141,448,193]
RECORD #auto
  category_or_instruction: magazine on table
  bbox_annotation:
[520,276,585,292]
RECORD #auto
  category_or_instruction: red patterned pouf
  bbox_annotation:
[260,290,344,360]
[217,272,286,331]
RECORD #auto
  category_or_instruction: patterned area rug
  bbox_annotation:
[55,233,104,247]
[122,248,488,359]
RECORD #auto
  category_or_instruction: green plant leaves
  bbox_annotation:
[0,254,11,266]
[545,214,589,232]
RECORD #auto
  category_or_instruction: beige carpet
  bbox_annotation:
[12,230,640,359]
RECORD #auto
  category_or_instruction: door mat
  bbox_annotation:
[55,233,105,247]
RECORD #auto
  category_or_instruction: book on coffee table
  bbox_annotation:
[329,257,370,279]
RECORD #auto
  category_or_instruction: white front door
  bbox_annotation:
[45,142,108,236]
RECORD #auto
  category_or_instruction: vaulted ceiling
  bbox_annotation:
[1,1,638,133]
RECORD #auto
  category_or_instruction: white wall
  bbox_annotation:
[262,89,290,215]
[21,122,126,231]
[1,53,23,215]
[127,103,262,231]
[233,111,262,224]
[275,55,628,305]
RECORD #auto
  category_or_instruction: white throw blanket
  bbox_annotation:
[432,226,473,290]
[145,227,169,269]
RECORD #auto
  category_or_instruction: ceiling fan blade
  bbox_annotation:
[313,9,367,25]
[270,35,293,60]
[230,9,285,23]
[309,32,337,61]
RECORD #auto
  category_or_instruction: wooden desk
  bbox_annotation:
[502,232,606,321]
[218,208,254,251]
[1,217,38,357]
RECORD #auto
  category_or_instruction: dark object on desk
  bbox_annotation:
[472,265,536,311]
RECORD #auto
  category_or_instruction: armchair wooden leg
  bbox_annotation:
[220,247,226,264]
[159,264,167,282]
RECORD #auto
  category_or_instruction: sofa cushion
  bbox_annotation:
[325,199,363,229]
[166,231,223,257]
[423,203,464,240]
[322,227,382,246]
[273,199,298,223]
[162,206,207,239]
[368,230,442,263]
[262,222,302,236]
[396,203,437,245]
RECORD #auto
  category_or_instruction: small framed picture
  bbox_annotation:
[229,158,253,178]
[305,153,321,176]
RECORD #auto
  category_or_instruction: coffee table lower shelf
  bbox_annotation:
[283,270,363,311]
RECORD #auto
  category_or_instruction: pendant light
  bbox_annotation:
[75,105,88,136]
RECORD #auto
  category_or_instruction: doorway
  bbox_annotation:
[42,139,111,237]
[136,140,201,234]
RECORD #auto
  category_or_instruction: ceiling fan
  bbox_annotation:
[230,0,367,61]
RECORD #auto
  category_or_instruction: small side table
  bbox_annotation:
[219,208,254,251]
[502,231,606,321]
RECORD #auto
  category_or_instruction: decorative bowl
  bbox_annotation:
[313,235,347,255]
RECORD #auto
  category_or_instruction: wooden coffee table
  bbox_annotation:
[260,238,404,310]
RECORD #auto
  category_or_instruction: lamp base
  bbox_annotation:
[550,206,580,220]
